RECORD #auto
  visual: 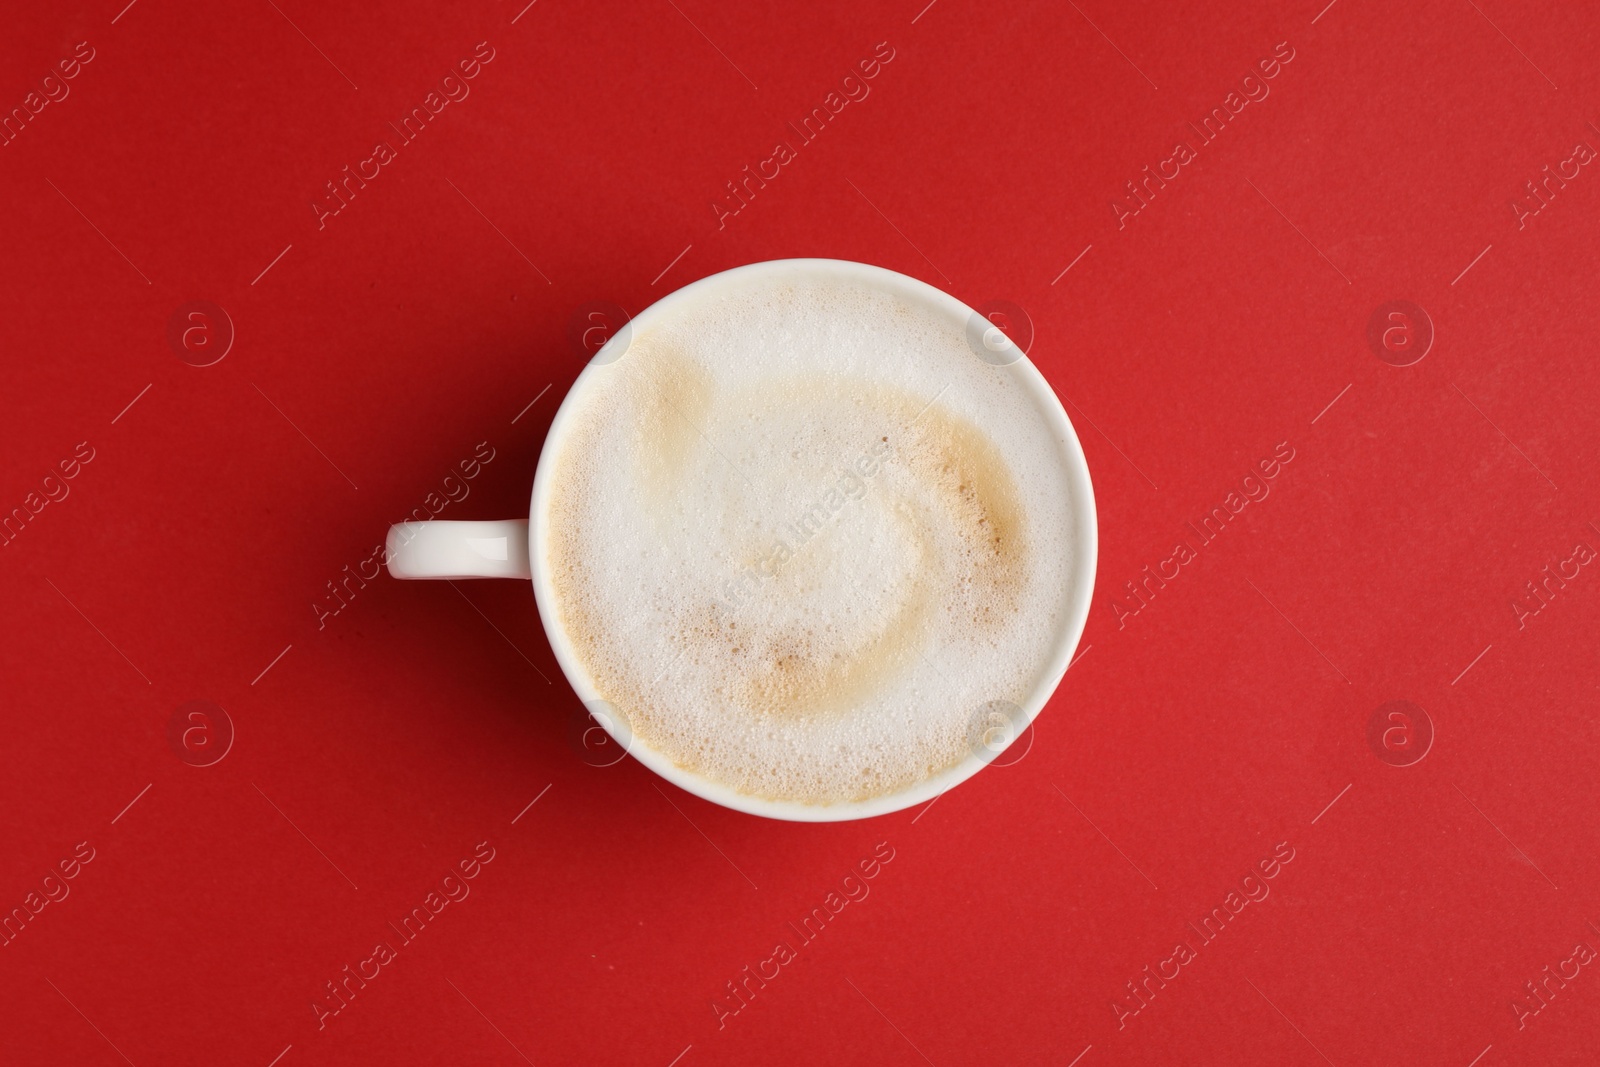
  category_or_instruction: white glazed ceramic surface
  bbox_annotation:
[388,259,1097,821]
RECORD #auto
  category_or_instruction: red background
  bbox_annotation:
[2,0,1598,1064]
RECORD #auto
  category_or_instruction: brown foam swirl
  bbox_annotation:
[544,361,1030,799]
[543,328,1052,805]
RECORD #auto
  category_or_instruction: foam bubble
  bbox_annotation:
[543,272,1078,806]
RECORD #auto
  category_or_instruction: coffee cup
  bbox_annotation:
[388,259,1096,821]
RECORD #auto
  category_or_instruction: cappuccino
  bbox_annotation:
[543,271,1081,805]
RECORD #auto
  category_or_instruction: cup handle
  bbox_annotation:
[385,520,531,580]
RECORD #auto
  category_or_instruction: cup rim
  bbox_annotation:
[528,258,1098,821]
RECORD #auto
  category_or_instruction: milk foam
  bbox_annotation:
[544,273,1078,805]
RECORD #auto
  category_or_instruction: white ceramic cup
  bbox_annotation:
[387,259,1097,821]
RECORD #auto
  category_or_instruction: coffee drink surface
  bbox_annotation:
[543,272,1080,806]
